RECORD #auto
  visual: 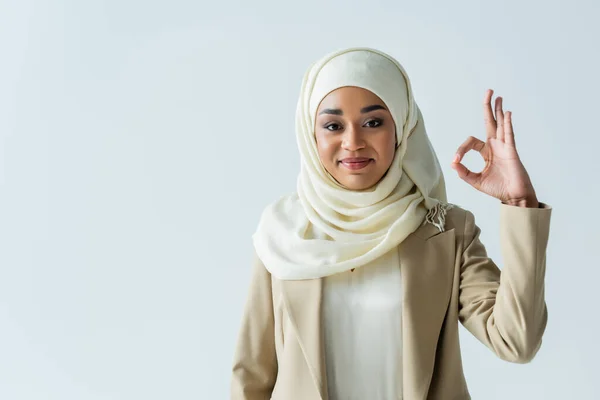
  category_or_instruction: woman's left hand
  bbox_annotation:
[450,89,539,208]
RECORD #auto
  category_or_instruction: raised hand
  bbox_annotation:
[450,89,539,208]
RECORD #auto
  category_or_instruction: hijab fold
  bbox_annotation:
[252,47,453,280]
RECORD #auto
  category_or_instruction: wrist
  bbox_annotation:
[502,197,540,208]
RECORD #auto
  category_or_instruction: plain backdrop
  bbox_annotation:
[1,0,598,399]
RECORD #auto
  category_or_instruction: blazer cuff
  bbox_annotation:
[499,200,552,245]
[500,201,552,210]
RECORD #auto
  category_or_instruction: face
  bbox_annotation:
[314,86,397,191]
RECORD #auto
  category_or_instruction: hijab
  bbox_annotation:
[252,46,453,280]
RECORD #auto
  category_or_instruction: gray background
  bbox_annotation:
[1,0,598,398]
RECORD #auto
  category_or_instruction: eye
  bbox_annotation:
[324,123,341,131]
[365,118,383,128]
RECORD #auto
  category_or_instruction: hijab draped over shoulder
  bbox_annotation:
[252,47,453,280]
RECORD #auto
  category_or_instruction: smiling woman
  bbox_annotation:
[314,87,397,191]
[230,46,553,400]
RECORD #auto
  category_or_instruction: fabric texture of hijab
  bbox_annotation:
[252,46,453,280]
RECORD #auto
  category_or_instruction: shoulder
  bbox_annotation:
[444,202,475,234]
[407,202,476,249]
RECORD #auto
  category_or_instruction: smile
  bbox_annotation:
[340,159,373,170]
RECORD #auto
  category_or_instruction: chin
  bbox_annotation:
[339,176,379,191]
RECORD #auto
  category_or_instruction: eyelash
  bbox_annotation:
[324,119,383,131]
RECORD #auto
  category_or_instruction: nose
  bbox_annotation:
[341,125,366,151]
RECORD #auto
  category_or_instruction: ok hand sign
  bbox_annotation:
[450,89,539,208]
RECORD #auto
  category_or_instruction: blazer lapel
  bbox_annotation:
[280,277,328,399]
[280,223,456,400]
[399,225,456,399]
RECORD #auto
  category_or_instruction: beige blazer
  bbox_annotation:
[231,202,552,400]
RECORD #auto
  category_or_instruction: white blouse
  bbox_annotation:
[322,247,404,400]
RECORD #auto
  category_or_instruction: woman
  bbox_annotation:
[230,47,552,400]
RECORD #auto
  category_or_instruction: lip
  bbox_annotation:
[339,158,373,170]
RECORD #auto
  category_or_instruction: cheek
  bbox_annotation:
[373,133,395,157]
[316,135,337,163]
[388,137,397,158]
[384,131,397,158]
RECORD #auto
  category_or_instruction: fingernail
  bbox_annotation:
[453,154,460,162]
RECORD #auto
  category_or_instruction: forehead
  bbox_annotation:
[316,86,387,111]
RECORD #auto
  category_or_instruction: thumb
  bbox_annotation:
[450,161,481,189]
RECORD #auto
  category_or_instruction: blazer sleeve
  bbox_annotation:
[230,249,278,399]
[457,202,553,364]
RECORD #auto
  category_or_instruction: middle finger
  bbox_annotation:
[495,96,505,141]
[483,89,497,141]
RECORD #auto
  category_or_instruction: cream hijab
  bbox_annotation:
[252,47,453,281]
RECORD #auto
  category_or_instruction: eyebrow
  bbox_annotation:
[318,104,386,116]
